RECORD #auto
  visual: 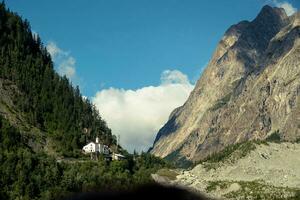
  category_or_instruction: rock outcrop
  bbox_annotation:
[151,6,300,164]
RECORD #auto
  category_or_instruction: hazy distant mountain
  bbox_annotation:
[151,5,300,166]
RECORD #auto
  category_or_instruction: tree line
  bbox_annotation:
[0,115,171,200]
[0,2,115,156]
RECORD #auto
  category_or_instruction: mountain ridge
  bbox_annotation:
[151,6,300,166]
[0,2,118,156]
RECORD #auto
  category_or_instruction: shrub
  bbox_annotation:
[266,130,281,143]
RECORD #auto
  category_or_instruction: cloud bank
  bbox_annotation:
[92,70,194,152]
[46,41,77,80]
[273,0,297,16]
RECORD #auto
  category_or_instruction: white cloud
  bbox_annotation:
[92,70,194,152]
[46,41,65,58]
[58,57,76,78]
[161,69,190,85]
[46,41,77,80]
[273,0,297,16]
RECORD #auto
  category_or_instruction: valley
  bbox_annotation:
[1,1,300,200]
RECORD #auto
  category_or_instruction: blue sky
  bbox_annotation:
[6,0,299,96]
[6,0,300,150]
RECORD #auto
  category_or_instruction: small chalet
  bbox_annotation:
[82,137,126,161]
[82,137,110,155]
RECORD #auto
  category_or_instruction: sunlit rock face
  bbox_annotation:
[151,6,300,164]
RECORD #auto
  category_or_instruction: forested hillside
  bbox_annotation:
[0,115,170,199]
[0,3,172,199]
[0,2,115,156]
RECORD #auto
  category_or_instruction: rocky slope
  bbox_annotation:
[0,79,46,152]
[151,6,300,165]
[154,142,300,199]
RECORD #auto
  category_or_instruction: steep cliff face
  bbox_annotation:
[151,6,300,164]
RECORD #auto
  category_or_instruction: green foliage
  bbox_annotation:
[0,116,61,200]
[0,116,170,199]
[206,180,297,200]
[206,181,228,192]
[0,2,116,155]
[127,152,173,185]
[266,130,281,143]
[292,190,300,200]
[0,116,21,150]
[203,141,256,164]
[0,4,173,200]
[193,141,259,170]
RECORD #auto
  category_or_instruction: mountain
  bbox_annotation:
[0,3,172,200]
[0,3,117,156]
[151,5,300,166]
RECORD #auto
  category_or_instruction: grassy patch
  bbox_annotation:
[225,180,297,200]
[203,141,256,163]
[206,181,228,192]
[193,140,271,170]
[156,169,179,181]
[193,140,269,170]
[206,180,297,200]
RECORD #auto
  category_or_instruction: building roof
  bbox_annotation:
[114,153,125,158]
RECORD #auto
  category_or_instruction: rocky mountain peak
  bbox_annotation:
[151,5,300,167]
[255,5,287,23]
[251,6,288,50]
[211,6,288,69]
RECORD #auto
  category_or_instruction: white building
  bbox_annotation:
[112,153,125,160]
[82,137,110,155]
